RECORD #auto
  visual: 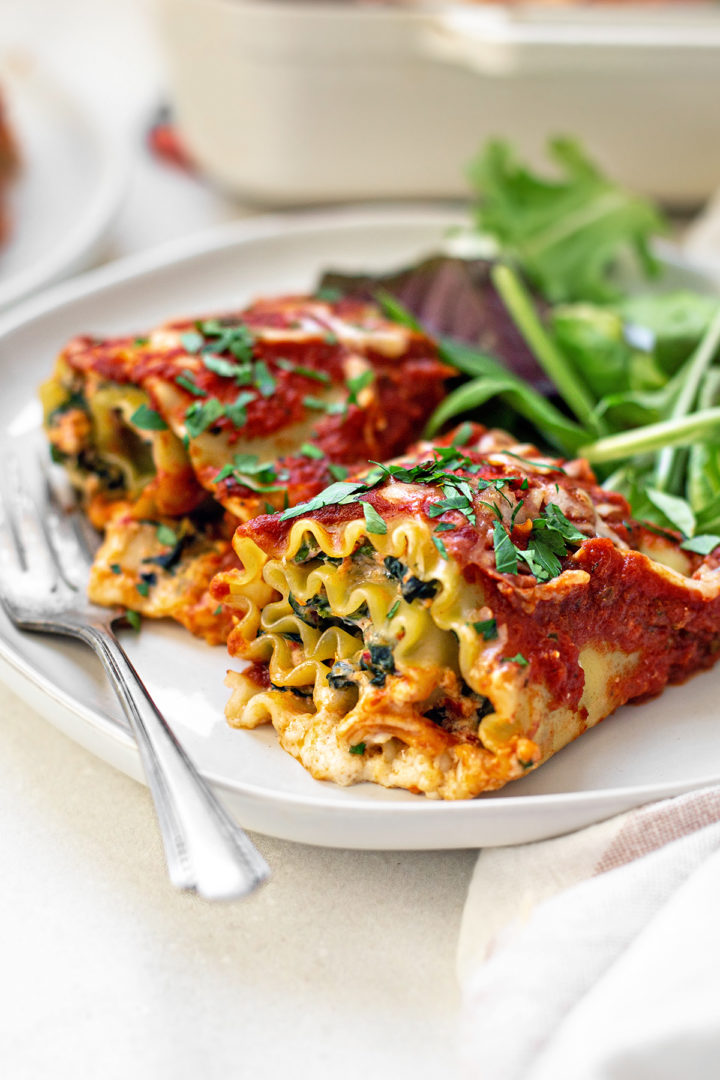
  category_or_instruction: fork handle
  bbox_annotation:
[78,621,269,900]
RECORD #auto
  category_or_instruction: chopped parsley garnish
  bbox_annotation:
[504,652,529,666]
[197,319,255,364]
[133,337,149,347]
[387,598,401,620]
[451,422,475,447]
[432,533,449,559]
[279,480,369,521]
[212,454,286,493]
[362,502,387,535]
[324,331,338,345]
[225,391,256,428]
[349,742,366,755]
[375,289,422,331]
[501,450,567,475]
[434,522,456,533]
[110,563,122,575]
[276,358,331,384]
[126,610,142,631]
[300,442,325,460]
[202,353,252,382]
[156,524,178,547]
[328,463,349,481]
[493,521,519,574]
[136,581,151,597]
[130,403,168,431]
[253,360,276,398]
[493,503,586,582]
[347,370,374,404]
[473,618,498,641]
[303,395,346,416]
[175,371,207,397]
[180,331,204,354]
[185,398,225,437]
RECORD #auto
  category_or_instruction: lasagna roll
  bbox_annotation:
[212,424,720,799]
[40,294,449,641]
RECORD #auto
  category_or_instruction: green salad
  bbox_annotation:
[326,137,720,555]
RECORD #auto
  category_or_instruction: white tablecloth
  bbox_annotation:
[0,2,476,1075]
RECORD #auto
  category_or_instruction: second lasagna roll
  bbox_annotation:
[212,424,720,800]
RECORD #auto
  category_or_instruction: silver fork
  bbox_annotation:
[0,452,269,901]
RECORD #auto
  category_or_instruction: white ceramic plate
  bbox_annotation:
[2,205,720,850]
[0,62,127,310]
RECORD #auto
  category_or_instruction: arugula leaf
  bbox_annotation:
[468,137,665,302]
[645,488,696,538]
[680,535,720,555]
[428,338,587,456]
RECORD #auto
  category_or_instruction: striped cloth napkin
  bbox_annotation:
[457,205,720,1080]
[457,787,720,1080]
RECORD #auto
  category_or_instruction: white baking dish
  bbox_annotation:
[156,1,720,206]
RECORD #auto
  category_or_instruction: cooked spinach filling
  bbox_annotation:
[383,556,438,603]
[288,592,368,637]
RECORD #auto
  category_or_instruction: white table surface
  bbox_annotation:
[0,2,476,1076]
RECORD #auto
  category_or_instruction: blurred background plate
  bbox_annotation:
[0,58,128,310]
[157,0,720,207]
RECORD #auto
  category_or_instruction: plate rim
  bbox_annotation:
[3,202,720,838]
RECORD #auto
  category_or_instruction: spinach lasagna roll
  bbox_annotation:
[212,424,720,799]
[40,294,449,641]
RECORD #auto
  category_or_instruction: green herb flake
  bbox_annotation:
[504,652,529,666]
[300,442,325,460]
[184,398,226,438]
[202,353,250,381]
[362,501,387,535]
[213,604,224,616]
[136,581,150,598]
[432,533,449,559]
[225,391,256,428]
[324,331,338,346]
[387,599,401,620]
[328,463,349,481]
[180,331,204,354]
[276,358,331,384]
[347,370,374,404]
[473,618,498,641]
[110,563,122,576]
[130,403,168,431]
[133,337,149,347]
[175,371,207,397]
[156,524,178,547]
[349,742,366,755]
[253,360,276,398]
[451,422,475,447]
[126,610,142,631]
[493,521,519,574]
[434,521,456,533]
